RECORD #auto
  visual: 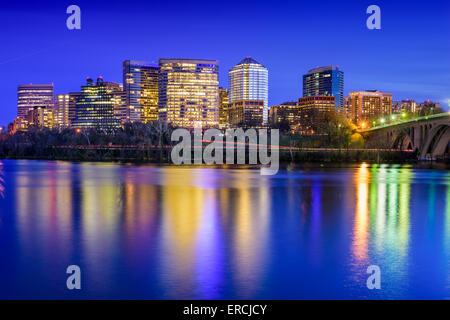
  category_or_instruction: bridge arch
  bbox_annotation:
[420,124,450,159]
[390,129,414,151]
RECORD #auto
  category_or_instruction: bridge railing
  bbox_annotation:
[359,112,450,132]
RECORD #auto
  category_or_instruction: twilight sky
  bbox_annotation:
[0,0,449,124]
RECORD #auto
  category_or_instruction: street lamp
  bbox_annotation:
[75,128,90,145]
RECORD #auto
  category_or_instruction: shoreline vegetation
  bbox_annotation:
[0,150,417,163]
[0,121,432,164]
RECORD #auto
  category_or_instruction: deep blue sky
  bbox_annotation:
[0,0,449,123]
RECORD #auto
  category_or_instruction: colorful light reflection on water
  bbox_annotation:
[0,160,449,299]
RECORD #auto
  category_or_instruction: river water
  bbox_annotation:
[0,160,449,299]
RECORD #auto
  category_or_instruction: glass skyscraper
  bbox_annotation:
[17,84,54,119]
[123,60,159,123]
[158,58,219,128]
[229,57,269,123]
[302,66,344,111]
[71,77,122,131]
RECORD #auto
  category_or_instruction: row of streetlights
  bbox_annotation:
[359,112,409,129]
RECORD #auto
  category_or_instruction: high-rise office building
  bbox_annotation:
[112,85,127,123]
[343,97,351,118]
[158,58,219,128]
[9,117,29,134]
[68,92,81,125]
[228,100,265,128]
[71,77,122,131]
[102,81,127,123]
[349,90,392,124]
[123,60,159,123]
[303,66,344,111]
[229,57,269,123]
[269,102,299,129]
[54,94,70,128]
[27,106,56,129]
[17,84,54,119]
[298,96,336,133]
[219,87,230,127]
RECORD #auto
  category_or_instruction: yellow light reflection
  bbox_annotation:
[233,170,269,298]
[353,163,370,262]
[79,163,122,280]
[160,168,203,286]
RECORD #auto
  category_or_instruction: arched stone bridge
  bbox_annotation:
[360,113,450,160]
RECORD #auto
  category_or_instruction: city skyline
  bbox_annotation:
[1,0,449,124]
[7,57,446,132]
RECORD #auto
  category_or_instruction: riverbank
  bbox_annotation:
[0,124,423,164]
[0,147,422,164]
